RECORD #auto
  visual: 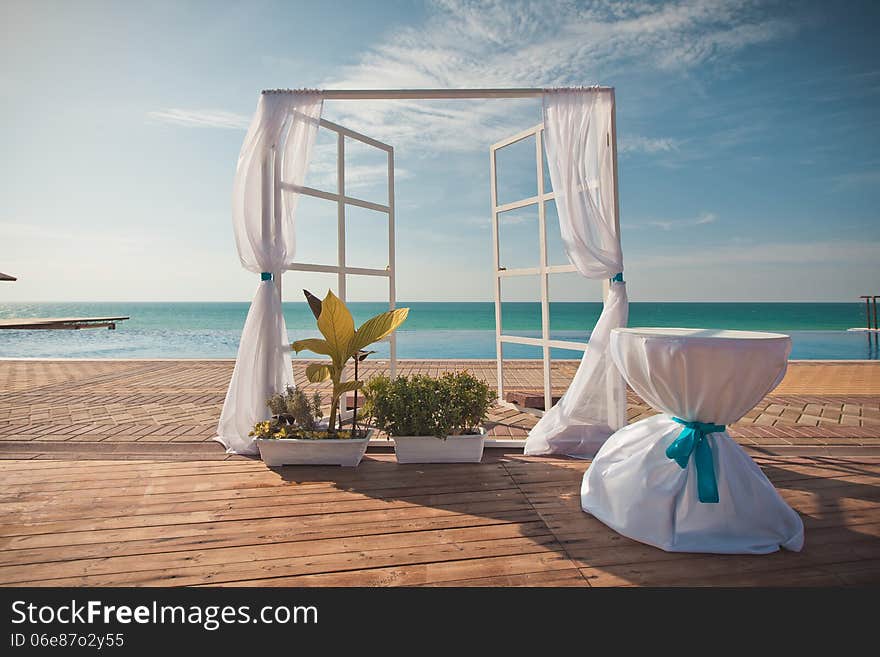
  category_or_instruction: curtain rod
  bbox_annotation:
[261,87,613,100]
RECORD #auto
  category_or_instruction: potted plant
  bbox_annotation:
[251,386,370,467]
[362,371,494,463]
[252,289,408,467]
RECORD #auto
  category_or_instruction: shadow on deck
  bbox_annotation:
[0,451,877,587]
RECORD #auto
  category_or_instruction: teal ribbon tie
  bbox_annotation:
[667,417,725,504]
[260,272,273,281]
[610,272,624,283]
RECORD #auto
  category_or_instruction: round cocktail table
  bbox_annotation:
[581,328,804,554]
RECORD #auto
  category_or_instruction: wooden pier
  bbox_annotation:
[0,316,129,330]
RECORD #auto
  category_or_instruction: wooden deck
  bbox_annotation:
[1,358,879,587]
[1,360,879,451]
[0,316,129,330]
[0,452,878,586]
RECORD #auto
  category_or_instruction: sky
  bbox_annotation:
[1,0,878,303]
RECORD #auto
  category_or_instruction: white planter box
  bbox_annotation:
[256,430,372,467]
[393,429,485,464]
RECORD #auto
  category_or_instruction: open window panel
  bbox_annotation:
[491,123,593,416]
[281,117,397,377]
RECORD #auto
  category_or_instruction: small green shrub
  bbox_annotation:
[442,371,496,436]
[266,386,323,431]
[249,386,368,440]
[362,371,494,438]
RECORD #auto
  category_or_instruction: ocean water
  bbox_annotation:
[0,302,875,360]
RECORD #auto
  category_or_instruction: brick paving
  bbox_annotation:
[0,359,878,449]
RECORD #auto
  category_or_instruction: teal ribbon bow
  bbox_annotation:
[260,272,273,281]
[610,272,624,283]
[667,417,725,504]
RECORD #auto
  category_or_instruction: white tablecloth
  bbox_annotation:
[581,328,805,554]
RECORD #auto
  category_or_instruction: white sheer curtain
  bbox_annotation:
[525,87,629,457]
[215,91,324,454]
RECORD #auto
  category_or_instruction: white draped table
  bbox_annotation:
[581,328,805,554]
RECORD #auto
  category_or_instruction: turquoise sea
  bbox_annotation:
[0,302,875,360]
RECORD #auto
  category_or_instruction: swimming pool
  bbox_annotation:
[0,328,876,360]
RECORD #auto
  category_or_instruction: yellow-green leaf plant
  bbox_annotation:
[292,290,408,435]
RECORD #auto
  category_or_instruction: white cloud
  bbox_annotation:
[143,1,797,156]
[833,169,880,189]
[319,0,797,152]
[147,108,250,130]
[634,239,880,268]
[347,163,409,190]
[620,135,680,154]
[303,145,411,192]
[646,211,718,230]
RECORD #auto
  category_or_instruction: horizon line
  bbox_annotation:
[1,299,864,304]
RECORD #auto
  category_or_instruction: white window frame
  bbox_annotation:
[279,118,397,376]
[490,123,590,414]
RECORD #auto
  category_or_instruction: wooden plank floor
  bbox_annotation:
[1,359,878,586]
[1,452,878,587]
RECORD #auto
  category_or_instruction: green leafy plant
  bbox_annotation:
[249,386,325,440]
[249,419,361,440]
[362,372,494,438]
[266,386,323,431]
[249,420,277,439]
[249,385,363,440]
[292,289,408,435]
[442,371,496,435]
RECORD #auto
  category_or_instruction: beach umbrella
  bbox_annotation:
[0,272,17,281]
